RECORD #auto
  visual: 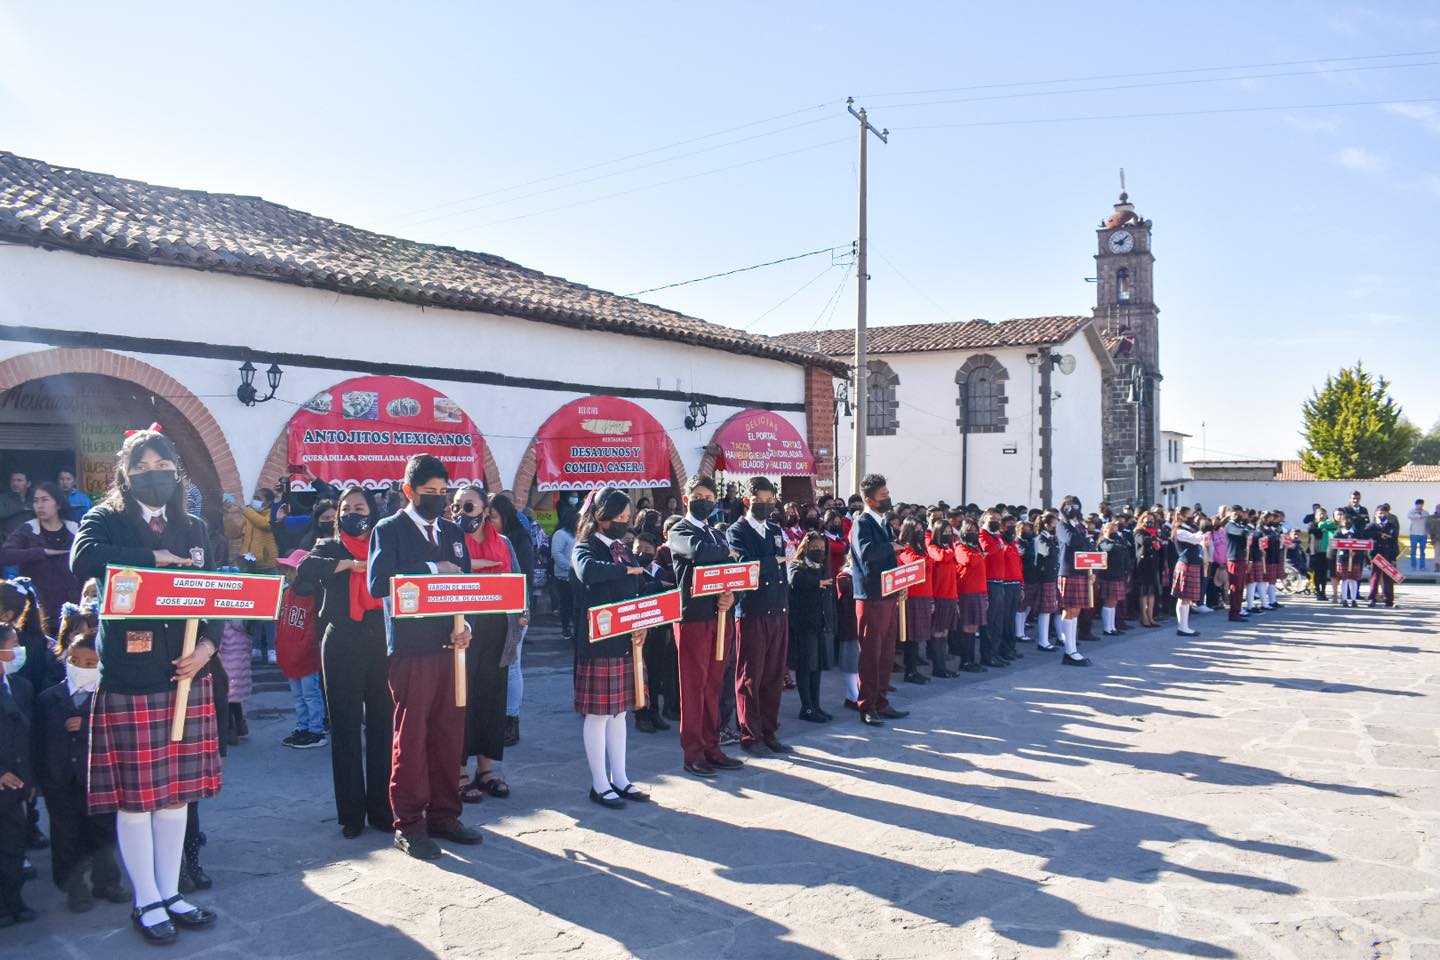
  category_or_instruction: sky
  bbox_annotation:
[2,1,1438,461]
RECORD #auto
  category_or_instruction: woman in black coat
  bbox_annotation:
[787,531,835,724]
[295,487,393,839]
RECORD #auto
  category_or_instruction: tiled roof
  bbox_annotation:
[0,151,846,373]
[770,316,1091,356]
[1275,461,1440,482]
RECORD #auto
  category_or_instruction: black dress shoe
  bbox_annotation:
[26,826,48,850]
[961,663,987,673]
[650,712,671,731]
[813,708,834,721]
[342,823,365,839]
[1009,649,1024,659]
[12,903,36,923]
[860,711,886,726]
[740,740,768,756]
[1062,653,1092,666]
[903,671,930,685]
[186,862,213,891]
[708,753,745,770]
[764,739,794,754]
[798,708,827,723]
[589,788,626,809]
[611,782,651,802]
[684,761,718,778]
[981,658,1007,668]
[132,902,179,944]
[394,831,442,860]
[878,706,910,719]
[431,821,484,845]
[635,713,658,734]
[162,894,215,929]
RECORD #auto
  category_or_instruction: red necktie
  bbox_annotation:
[611,541,630,564]
[149,514,166,536]
[425,523,437,547]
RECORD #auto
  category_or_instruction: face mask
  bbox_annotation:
[129,470,178,509]
[605,521,631,540]
[750,503,774,522]
[1001,528,1016,543]
[688,500,713,521]
[339,513,372,537]
[634,549,655,562]
[458,514,482,534]
[803,516,819,529]
[986,521,1000,532]
[318,520,335,537]
[251,499,265,510]
[414,493,448,522]
[66,661,100,692]
[1,646,25,676]
[874,497,893,513]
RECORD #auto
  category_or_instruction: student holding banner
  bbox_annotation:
[726,477,793,755]
[1365,504,1401,608]
[668,475,743,778]
[849,473,909,726]
[366,455,480,860]
[1333,510,1368,607]
[571,487,657,808]
[70,428,220,944]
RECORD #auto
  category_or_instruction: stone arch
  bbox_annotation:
[955,354,1010,434]
[256,427,504,497]
[865,359,900,436]
[0,346,242,498]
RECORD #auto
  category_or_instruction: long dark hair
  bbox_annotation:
[576,486,632,545]
[99,430,193,550]
[488,493,526,542]
[33,481,69,524]
[898,517,925,552]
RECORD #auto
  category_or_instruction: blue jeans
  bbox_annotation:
[1411,535,1427,569]
[505,624,527,716]
[289,673,326,734]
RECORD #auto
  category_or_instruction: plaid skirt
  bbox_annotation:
[1337,559,1365,582]
[930,597,959,634]
[1171,562,1205,604]
[1096,577,1127,607]
[957,592,988,627]
[1247,560,1267,584]
[1265,561,1283,583]
[574,655,636,716]
[1025,580,1060,615]
[905,596,934,641]
[1058,575,1091,609]
[88,677,222,815]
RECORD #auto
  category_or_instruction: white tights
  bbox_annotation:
[1036,612,1053,646]
[1177,601,1192,632]
[116,806,195,927]
[1058,614,1079,655]
[1101,606,1116,632]
[1014,610,1029,639]
[582,713,631,795]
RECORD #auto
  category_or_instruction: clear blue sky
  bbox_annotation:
[3,2,1437,460]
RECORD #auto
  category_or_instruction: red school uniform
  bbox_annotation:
[978,529,1006,580]
[274,585,320,680]
[954,544,989,596]
[925,537,959,600]
[1002,540,1023,581]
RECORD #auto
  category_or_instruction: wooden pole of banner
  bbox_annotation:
[170,619,200,743]
[453,614,468,709]
[898,596,908,643]
[715,604,727,662]
[631,632,647,709]
[1088,571,1097,611]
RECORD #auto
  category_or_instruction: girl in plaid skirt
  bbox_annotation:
[571,488,661,809]
[1171,509,1207,637]
[1097,523,1128,636]
[70,429,220,944]
[1054,499,1094,666]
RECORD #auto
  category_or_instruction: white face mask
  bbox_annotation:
[1,646,25,676]
[65,661,100,692]
[251,499,265,510]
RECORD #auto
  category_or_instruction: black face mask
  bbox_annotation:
[339,513,372,537]
[827,524,843,535]
[605,521,630,540]
[634,549,655,562]
[318,520,336,537]
[128,470,177,509]
[688,500,713,521]
[874,497,893,513]
[414,493,448,522]
[806,550,826,563]
[1001,528,1016,542]
[802,516,820,530]
[751,503,775,522]
[458,514,482,534]
[986,521,1001,533]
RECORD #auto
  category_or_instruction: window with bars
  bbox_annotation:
[955,354,1009,434]
[866,360,900,436]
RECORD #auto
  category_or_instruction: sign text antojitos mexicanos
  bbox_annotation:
[1072,551,1108,571]
[882,559,927,596]
[100,566,285,620]
[389,574,528,618]
[588,589,683,642]
[692,561,761,595]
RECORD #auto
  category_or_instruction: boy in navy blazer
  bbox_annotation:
[849,473,909,725]
[368,454,480,860]
[726,476,792,754]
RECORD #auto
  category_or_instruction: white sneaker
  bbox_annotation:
[267,649,278,664]
[1195,605,1213,614]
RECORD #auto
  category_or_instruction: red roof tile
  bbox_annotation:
[1275,461,1440,482]
[769,316,1091,356]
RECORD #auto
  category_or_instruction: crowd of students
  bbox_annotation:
[0,430,1415,943]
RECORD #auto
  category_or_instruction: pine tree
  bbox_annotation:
[1299,363,1416,479]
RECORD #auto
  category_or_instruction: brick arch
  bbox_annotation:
[0,347,242,499]
[257,415,504,495]
[955,353,1010,434]
[512,434,688,500]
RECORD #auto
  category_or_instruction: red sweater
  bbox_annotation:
[1003,540,1023,580]
[978,529,1006,580]
[955,544,989,595]
[925,538,958,599]
[896,545,933,598]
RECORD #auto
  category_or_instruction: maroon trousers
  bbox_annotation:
[856,597,898,714]
[735,613,789,746]
[1227,559,1247,617]
[387,652,465,836]
[1369,568,1396,605]
[674,617,734,765]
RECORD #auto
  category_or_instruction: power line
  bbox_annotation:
[855,49,1440,100]
[627,244,849,297]
[871,246,959,323]
[808,260,854,332]
[746,262,842,331]
[895,96,1440,131]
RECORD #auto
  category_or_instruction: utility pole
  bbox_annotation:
[848,97,887,497]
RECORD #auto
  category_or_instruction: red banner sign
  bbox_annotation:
[1072,551,1108,571]
[100,566,284,620]
[389,574,528,618]
[882,559,927,596]
[712,409,815,476]
[1333,538,1374,551]
[692,561,761,596]
[1372,555,1405,583]
[588,589,683,642]
[534,395,672,491]
[287,375,486,490]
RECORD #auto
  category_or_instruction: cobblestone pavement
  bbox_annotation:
[9,588,1440,959]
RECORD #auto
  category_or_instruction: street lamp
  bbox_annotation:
[237,361,284,406]
[684,397,708,431]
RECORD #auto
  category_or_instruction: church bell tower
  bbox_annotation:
[1095,172,1161,506]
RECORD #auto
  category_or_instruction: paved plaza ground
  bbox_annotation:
[8,587,1440,959]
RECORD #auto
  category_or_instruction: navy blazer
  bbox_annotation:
[0,674,33,798]
[367,509,473,657]
[726,517,789,618]
[667,516,734,622]
[849,512,897,601]
[34,680,89,792]
[571,534,665,660]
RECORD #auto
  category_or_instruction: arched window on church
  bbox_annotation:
[955,354,1010,434]
[866,359,900,436]
[1117,267,1131,303]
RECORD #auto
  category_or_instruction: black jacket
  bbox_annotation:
[849,512,898,601]
[726,517,789,619]
[71,504,222,696]
[572,533,663,659]
[667,516,733,622]
[0,674,33,799]
[367,510,473,657]
[1097,535,1128,581]
[1365,516,1400,561]
[296,536,384,634]
[787,559,835,640]
[34,680,90,792]
[1032,531,1061,582]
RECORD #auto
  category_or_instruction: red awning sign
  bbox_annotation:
[288,375,485,490]
[100,565,284,621]
[712,409,814,476]
[534,395,672,491]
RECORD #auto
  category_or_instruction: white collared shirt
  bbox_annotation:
[864,507,888,528]
[404,503,441,573]
[745,513,769,537]
[141,503,167,525]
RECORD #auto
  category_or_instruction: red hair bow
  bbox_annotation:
[124,422,164,438]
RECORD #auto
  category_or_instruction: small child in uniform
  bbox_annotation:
[0,622,36,926]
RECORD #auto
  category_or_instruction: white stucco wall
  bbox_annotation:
[831,333,1104,507]
[1185,479,1439,523]
[0,245,811,497]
